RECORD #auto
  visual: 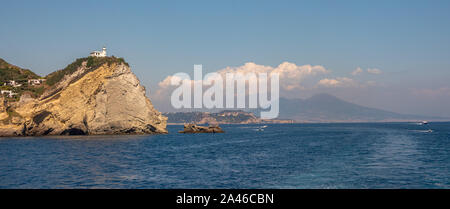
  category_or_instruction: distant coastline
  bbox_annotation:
[163,110,294,125]
[167,120,450,125]
[164,110,449,125]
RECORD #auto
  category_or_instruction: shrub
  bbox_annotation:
[45,56,129,86]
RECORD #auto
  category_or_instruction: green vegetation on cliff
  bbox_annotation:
[45,56,129,86]
[0,56,129,101]
[0,58,43,101]
[0,58,40,82]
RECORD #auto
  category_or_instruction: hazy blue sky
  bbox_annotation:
[1,0,450,116]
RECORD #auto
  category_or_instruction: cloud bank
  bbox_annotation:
[157,62,330,92]
[151,62,383,112]
[317,77,357,88]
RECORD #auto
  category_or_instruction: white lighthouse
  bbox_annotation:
[90,46,107,57]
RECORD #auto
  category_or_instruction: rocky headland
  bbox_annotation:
[0,57,167,136]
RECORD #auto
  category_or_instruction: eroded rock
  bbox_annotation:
[0,58,167,136]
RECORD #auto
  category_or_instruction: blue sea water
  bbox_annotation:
[0,123,449,189]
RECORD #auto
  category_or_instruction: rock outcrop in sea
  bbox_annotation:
[0,57,167,136]
[178,124,224,133]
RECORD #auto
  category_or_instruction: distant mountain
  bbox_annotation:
[161,93,447,123]
[277,93,446,122]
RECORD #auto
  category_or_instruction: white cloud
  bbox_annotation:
[151,62,384,111]
[317,78,341,87]
[317,77,357,88]
[367,68,382,74]
[215,62,329,91]
[153,63,385,99]
[152,62,332,111]
[152,62,331,106]
[156,62,330,93]
[351,67,363,76]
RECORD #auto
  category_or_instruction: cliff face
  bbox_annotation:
[0,58,167,136]
[0,97,7,120]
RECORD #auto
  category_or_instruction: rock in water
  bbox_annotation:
[179,124,224,133]
[0,57,167,136]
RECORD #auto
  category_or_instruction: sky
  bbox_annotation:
[1,0,450,116]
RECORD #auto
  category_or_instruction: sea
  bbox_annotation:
[0,122,449,188]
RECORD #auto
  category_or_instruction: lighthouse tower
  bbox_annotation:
[101,47,107,56]
[90,46,107,57]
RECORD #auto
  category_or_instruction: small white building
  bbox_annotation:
[28,79,46,86]
[1,90,17,98]
[90,47,107,57]
[3,80,22,87]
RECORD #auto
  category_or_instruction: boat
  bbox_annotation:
[257,125,268,131]
[419,121,428,125]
